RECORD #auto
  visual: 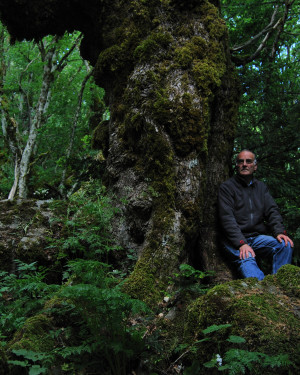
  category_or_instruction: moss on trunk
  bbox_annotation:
[92,0,239,303]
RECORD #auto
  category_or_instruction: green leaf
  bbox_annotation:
[203,360,216,368]
[226,335,246,344]
[12,349,46,362]
[7,360,28,367]
[202,324,232,335]
[29,365,48,375]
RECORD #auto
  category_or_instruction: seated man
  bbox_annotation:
[218,149,293,280]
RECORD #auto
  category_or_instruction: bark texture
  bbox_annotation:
[0,0,240,302]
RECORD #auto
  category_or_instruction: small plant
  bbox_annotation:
[181,324,291,375]
[172,264,215,295]
[205,349,291,374]
[48,179,120,261]
[55,258,150,375]
[8,349,49,375]
[176,264,215,280]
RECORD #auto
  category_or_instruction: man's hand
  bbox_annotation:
[277,234,294,247]
[239,244,256,259]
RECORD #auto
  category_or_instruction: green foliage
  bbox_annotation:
[49,179,120,261]
[9,349,48,375]
[0,261,58,336]
[0,22,106,198]
[177,264,215,280]
[0,154,14,198]
[202,324,232,335]
[172,264,215,295]
[214,349,291,375]
[182,323,291,374]
[0,181,149,375]
[54,258,149,374]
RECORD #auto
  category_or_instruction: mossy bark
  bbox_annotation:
[92,0,240,303]
[0,0,240,304]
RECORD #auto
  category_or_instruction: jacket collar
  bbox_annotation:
[234,174,257,187]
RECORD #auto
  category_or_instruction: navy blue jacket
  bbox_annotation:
[218,175,285,248]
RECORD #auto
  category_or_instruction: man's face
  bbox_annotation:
[236,151,257,177]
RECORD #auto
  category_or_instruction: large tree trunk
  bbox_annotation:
[91,0,240,301]
[0,0,240,302]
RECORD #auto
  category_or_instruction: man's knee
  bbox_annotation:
[277,240,293,255]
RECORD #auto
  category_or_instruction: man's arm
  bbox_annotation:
[218,183,249,248]
[263,186,286,236]
[219,182,257,259]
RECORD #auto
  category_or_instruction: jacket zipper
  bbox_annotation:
[249,188,254,226]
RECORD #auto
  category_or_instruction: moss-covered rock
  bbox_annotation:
[0,199,67,284]
[181,265,300,374]
[8,314,54,353]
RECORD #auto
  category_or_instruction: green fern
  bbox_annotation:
[0,261,58,334]
[218,349,291,374]
[2,181,148,375]
[8,349,49,375]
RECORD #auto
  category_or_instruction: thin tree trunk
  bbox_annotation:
[16,35,82,198]
[59,66,94,196]
[8,154,20,200]
[1,109,22,200]
[17,45,56,198]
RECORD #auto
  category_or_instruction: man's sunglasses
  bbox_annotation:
[236,159,255,165]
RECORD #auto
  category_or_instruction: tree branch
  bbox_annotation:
[230,1,297,66]
[59,67,94,196]
[270,0,295,59]
[246,17,281,62]
[56,33,83,72]
[230,5,279,53]
[18,55,39,99]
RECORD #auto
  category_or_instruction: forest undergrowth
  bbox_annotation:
[0,180,295,375]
